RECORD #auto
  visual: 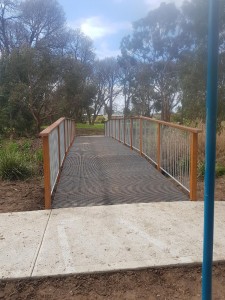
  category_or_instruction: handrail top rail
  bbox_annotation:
[40,117,66,136]
[109,116,202,134]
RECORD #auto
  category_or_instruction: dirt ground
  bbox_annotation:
[1,263,225,300]
[198,175,225,201]
[0,177,44,213]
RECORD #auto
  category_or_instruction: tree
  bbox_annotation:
[19,0,65,49]
[120,3,182,121]
[130,62,155,116]
[3,47,61,132]
[0,0,19,55]
[117,54,136,116]
[55,30,96,122]
[91,58,122,121]
[178,0,225,125]
[0,0,98,133]
[98,57,122,120]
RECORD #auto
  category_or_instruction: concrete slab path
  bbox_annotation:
[1,202,225,279]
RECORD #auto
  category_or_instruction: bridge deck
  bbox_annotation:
[53,136,189,208]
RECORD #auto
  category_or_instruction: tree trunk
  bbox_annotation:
[91,114,97,125]
[161,98,171,122]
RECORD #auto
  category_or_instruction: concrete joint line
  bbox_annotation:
[30,210,52,277]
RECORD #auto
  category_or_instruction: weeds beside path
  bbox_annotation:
[0,138,44,213]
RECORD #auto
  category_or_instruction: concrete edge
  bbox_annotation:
[2,260,225,282]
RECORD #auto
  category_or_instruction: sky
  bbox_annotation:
[57,0,184,59]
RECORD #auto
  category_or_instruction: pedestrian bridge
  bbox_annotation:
[40,117,202,209]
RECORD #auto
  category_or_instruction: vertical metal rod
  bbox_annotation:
[157,124,161,171]
[130,118,133,149]
[190,133,198,200]
[42,135,51,209]
[119,119,120,141]
[57,126,61,167]
[140,118,143,155]
[202,1,219,299]
[64,120,66,155]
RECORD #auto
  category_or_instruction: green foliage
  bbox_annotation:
[170,112,183,124]
[95,116,106,123]
[34,149,43,164]
[0,0,97,135]
[76,123,104,129]
[215,164,225,177]
[198,161,225,178]
[120,2,181,121]
[198,161,205,178]
[0,150,32,180]
[0,139,43,180]
[21,140,32,152]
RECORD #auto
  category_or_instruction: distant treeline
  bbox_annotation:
[0,0,224,135]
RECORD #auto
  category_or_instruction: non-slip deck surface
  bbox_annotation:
[53,136,189,208]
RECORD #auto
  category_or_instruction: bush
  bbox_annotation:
[0,150,32,180]
[35,148,43,164]
[198,161,205,178]
[0,140,42,180]
[95,116,106,124]
[197,160,225,178]
[215,164,225,177]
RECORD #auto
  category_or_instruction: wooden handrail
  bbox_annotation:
[110,116,202,134]
[40,117,76,209]
[39,117,65,137]
[107,116,202,201]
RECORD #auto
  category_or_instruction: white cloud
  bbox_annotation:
[96,41,121,59]
[69,16,132,40]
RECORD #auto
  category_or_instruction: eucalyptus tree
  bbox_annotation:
[19,0,65,50]
[0,0,19,55]
[55,29,96,122]
[117,54,136,116]
[178,0,225,126]
[120,3,182,121]
[85,57,122,123]
[0,0,68,133]
[3,46,62,132]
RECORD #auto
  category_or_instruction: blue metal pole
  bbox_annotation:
[202,0,219,299]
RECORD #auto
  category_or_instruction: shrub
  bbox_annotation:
[197,160,225,178]
[215,164,225,177]
[198,161,205,178]
[0,150,32,180]
[0,140,39,180]
[95,116,106,124]
[21,140,32,152]
[35,148,43,164]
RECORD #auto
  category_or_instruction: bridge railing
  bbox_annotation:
[105,116,202,200]
[40,117,76,209]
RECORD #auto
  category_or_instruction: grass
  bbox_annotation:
[0,139,43,180]
[76,123,104,129]
[75,123,105,136]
